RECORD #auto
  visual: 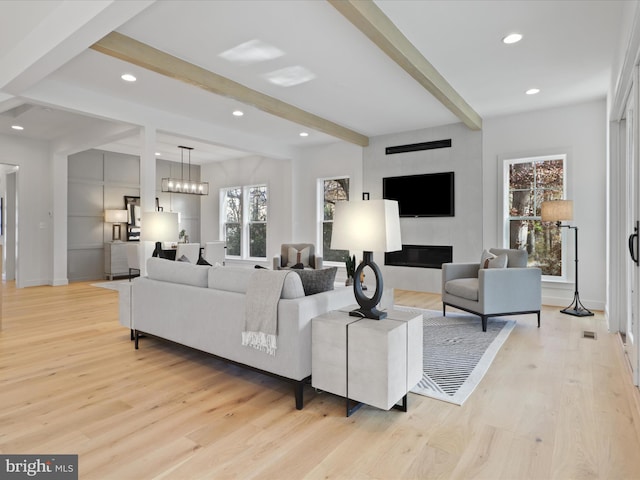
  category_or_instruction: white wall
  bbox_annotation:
[483,99,607,309]
[364,123,484,293]
[200,155,292,267]
[293,141,363,244]
[0,133,53,287]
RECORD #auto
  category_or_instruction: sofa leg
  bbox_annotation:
[537,311,541,328]
[295,381,304,410]
[443,304,446,317]
[482,316,488,332]
[134,330,139,350]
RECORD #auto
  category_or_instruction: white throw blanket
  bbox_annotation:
[242,269,290,355]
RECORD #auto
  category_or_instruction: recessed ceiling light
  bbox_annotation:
[264,66,317,87]
[299,132,309,137]
[155,152,161,156]
[232,110,244,117]
[121,73,137,82]
[219,39,284,64]
[526,88,540,95]
[503,33,523,44]
[11,125,24,131]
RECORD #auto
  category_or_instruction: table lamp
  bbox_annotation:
[140,211,179,258]
[105,209,128,242]
[331,199,402,319]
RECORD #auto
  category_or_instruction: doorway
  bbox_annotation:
[0,165,18,284]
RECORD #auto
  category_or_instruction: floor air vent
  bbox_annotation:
[583,331,597,340]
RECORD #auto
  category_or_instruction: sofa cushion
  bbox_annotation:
[208,266,253,293]
[294,267,337,295]
[147,257,209,287]
[445,278,479,301]
[208,266,305,299]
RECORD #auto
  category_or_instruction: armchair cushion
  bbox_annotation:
[287,246,310,268]
[274,243,323,270]
[489,248,527,268]
[480,249,507,269]
[445,278,479,301]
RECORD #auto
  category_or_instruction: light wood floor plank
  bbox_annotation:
[1,282,639,479]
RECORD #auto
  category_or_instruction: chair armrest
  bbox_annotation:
[442,263,480,295]
[442,263,480,282]
[479,267,541,313]
[314,256,323,270]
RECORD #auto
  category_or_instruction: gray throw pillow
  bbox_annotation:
[294,267,337,295]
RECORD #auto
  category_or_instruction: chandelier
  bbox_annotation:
[161,145,209,195]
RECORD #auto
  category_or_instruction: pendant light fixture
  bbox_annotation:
[161,145,209,195]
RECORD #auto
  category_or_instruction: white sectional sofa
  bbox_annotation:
[129,257,355,409]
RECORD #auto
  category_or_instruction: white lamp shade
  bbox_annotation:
[140,211,179,243]
[541,200,573,222]
[105,209,128,223]
[331,199,402,253]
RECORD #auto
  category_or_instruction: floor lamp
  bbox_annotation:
[541,200,594,317]
[140,211,179,259]
[330,199,402,320]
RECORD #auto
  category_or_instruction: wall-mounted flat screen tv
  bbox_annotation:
[383,171,455,217]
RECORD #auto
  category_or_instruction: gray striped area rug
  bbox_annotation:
[395,307,515,405]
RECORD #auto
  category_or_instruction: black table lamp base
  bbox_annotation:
[350,251,387,320]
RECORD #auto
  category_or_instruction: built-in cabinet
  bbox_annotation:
[67,149,202,282]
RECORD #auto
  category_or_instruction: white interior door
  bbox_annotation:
[626,70,640,386]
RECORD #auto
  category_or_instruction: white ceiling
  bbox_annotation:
[0,0,629,164]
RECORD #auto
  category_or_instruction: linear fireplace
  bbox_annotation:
[385,244,453,269]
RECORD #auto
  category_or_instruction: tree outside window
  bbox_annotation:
[505,155,565,277]
[248,185,267,258]
[223,187,242,256]
[321,178,349,263]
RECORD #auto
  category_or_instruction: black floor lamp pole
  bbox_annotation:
[560,224,594,317]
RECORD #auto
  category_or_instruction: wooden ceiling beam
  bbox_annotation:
[329,0,482,131]
[90,32,370,147]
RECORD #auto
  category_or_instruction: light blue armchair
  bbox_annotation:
[442,248,542,331]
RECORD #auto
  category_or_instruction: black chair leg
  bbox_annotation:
[482,315,488,332]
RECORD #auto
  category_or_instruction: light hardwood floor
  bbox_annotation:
[1,281,640,479]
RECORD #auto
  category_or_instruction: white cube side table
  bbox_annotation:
[312,308,423,416]
[312,311,361,397]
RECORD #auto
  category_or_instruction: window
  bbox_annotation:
[221,184,268,259]
[504,154,566,277]
[248,185,267,258]
[319,177,349,263]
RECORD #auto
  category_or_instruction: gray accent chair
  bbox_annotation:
[273,243,323,270]
[442,248,542,331]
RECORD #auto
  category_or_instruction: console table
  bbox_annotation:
[312,308,423,416]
